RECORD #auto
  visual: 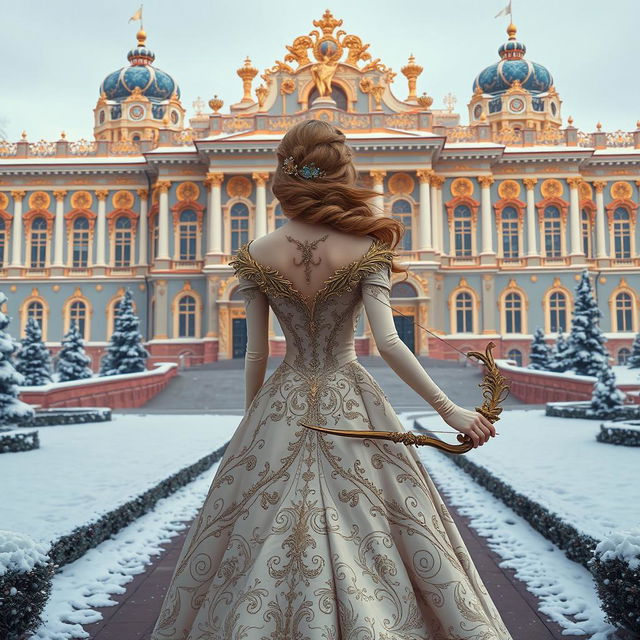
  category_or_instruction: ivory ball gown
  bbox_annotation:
[150,236,513,640]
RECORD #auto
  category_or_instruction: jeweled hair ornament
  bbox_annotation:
[282,155,326,180]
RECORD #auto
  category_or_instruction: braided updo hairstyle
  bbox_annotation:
[272,119,408,274]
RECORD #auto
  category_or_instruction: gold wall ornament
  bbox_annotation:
[388,172,415,195]
[226,176,252,198]
[498,180,521,199]
[579,181,593,201]
[71,191,92,209]
[28,191,50,211]
[112,190,135,210]
[280,78,295,95]
[255,84,268,108]
[176,181,200,201]
[451,177,474,196]
[0,193,9,210]
[540,178,564,198]
[610,181,633,200]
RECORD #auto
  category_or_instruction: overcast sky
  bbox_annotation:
[2,0,638,141]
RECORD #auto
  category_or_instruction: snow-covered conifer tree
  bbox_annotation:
[15,316,53,386]
[628,332,640,369]
[99,288,149,376]
[587,360,626,418]
[527,326,550,370]
[547,327,569,373]
[57,321,93,382]
[0,291,35,426]
[562,270,608,377]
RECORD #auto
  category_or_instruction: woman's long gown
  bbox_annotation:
[150,238,513,640]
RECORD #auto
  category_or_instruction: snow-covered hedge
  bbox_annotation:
[47,438,230,569]
[0,429,39,454]
[0,530,55,640]
[29,407,111,427]
[588,530,640,634]
[545,401,640,420]
[596,422,640,447]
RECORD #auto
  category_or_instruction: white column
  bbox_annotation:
[137,188,148,265]
[431,175,445,253]
[95,190,108,266]
[252,172,269,238]
[205,172,223,253]
[52,190,66,266]
[416,170,432,250]
[370,170,386,216]
[156,181,171,261]
[523,179,538,256]
[594,181,608,258]
[9,191,25,267]
[568,177,583,256]
[478,176,495,254]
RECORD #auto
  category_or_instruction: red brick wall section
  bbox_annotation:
[496,360,640,405]
[19,363,178,410]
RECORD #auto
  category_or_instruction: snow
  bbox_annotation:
[0,530,50,577]
[28,460,222,640]
[407,408,638,541]
[1,414,240,546]
[397,412,617,640]
[594,530,640,570]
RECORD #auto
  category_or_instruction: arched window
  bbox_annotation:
[391,199,413,250]
[390,282,417,298]
[177,294,197,337]
[114,217,133,267]
[178,209,198,260]
[504,291,523,333]
[149,213,158,262]
[581,209,593,258]
[72,216,90,268]
[453,205,473,257]
[110,299,121,337]
[0,218,6,266]
[455,291,474,333]
[617,348,630,365]
[273,203,287,230]
[69,300,88,340]
[26,300,44,331]
[230,202,250,253]
[30,217,48,268]
[615,292,633,332]
[543,206,562,258]
[308,84,348,110]
[613,207,631,259]
[548,291,567,333]
[501,206,519,258]
[507,348,523,367]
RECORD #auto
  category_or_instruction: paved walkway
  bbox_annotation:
[82,484,580,640]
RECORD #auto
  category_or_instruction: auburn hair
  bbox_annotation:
[272,119,408,275]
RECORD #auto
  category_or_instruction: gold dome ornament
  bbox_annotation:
[208,94,223,113]
[416,92,433,109]
[136,28,147,46]
[237,56,258,104]
[401,53,423,102]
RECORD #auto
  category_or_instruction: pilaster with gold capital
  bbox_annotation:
[206,172,224,257]
[567,177,584,258]
[253,172,269,239]
[94,190,108,266]
[156,181,171,262]
[478,176,495,256]
[416,170,432,251]
[369,170,386,215]
[593,180,608,259]
[9,192,26,267]
[52,191,67,267]
[137,188,149,267]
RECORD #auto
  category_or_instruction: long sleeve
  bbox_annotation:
[236,276,270,410]
[361,267,459,420]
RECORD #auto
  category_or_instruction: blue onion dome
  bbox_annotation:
[472,24,553,95]
[100,29,180,102]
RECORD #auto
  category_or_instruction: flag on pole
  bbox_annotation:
[494,0,512,18]
[129,5,143,22]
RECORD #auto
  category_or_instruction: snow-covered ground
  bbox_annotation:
[400,411,617,640]
[405,408,638,542]
[28,458,222,640]
[2,414,240,546]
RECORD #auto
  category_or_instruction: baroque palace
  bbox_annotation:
[1,10,639,368]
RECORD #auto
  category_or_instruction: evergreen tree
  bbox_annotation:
[99,288,149,376]
[628,332,640,369]
[587,360,626,418]
[0,292,35,426]
[561,270,609,377]
[57,321,93,382]
[15,317,53,386]
[547,327,569,373]
[528,326,551,370]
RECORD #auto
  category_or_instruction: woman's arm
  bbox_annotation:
[361,268,495,447]
[236,277,270,409]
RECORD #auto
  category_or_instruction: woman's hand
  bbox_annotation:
[440,404,496,448]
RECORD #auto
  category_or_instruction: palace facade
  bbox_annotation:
[1,10,639,369]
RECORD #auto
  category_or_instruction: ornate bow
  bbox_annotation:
[299,294,511,455]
